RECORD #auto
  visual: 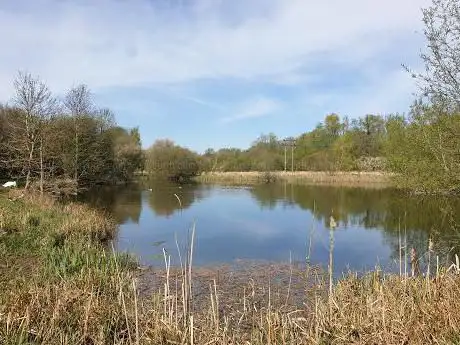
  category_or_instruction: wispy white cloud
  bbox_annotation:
[162,88,227,112]
[0,0,429,100]
[301,68,419,119]
[345,69,418,116]
[221,97,282,123]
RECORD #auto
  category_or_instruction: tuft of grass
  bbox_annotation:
[58,203,116,242]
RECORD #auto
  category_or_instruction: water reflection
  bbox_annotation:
[80,182,460,275]
[81,180,212,219]
[79,184,143,224]
[250,183,460,266]
[145,182,211,217]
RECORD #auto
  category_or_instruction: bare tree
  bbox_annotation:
[94,107,116,133]
[407,0,460,110]
[12,71,57,192]
[63,84,93,183]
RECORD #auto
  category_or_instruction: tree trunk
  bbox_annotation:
[74,120,79,186]
[40,137,44,195]
[25,141,35,190]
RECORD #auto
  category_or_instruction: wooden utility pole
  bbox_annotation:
[282,137,296,172]
[284,145,287,172]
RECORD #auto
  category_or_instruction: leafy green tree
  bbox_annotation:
[352,114,386,157]
[129,127,142,147]
[109,127,144,180]
[383,114,408,173]
[1,76,143,192]
[145,140,200,181]
[388,104,460,192]
[324,113,342,139]
[387,0,460,193]
[247,133,283,171]
[331,133,356,171]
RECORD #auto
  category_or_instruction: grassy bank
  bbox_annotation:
[0,189,137,344]
[1,189,460,344]
[195,171,393,187]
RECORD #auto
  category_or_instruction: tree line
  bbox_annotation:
[0,72,144,194]
[142,112,389,171]
[145,103,459,194]
[144,0,460,194]
[144,112,395,177]
[199,112,389,173]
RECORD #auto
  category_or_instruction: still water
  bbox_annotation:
[81,181,460,275]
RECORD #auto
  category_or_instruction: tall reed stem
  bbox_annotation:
[328,215,336,317]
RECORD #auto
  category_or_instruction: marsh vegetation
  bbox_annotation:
[1,0,460,343]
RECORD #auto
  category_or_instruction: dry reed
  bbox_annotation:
[196,171,392,187]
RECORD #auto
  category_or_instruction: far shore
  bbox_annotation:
[194,170,393,187]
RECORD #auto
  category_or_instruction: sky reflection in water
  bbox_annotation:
[81,182,460,276]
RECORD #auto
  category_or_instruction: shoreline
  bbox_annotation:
[194,170,393,187]
[136,261,326,311]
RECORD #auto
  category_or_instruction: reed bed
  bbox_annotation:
[3,263,460,344]
[196,171,392,187]
[1,190,460,344]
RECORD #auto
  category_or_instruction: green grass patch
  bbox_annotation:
[0,191,140,344]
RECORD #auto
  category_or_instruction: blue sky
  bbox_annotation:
[0,0,430,153]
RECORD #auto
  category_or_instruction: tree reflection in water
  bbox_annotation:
[80,181,460,273]
[250,183,460,270]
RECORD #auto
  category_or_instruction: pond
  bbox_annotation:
[80,181,460,276]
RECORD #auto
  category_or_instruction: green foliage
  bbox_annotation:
[207,148,250,171]
[192,106,460,193]
[324,113,343,140]
[331,134,357,171]
[0,81,143,189]
[247,133,284,171]
[109,126,145,181]
[145,139,200,181]
[386,105,460,193]
[386,0,460,193]
[200,114,388,173]
[0,193,139,345]
[351,115,386,157]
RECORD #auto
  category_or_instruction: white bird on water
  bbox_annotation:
[2,181,16,188]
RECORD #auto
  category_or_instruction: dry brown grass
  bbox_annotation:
[196,171,392,187]
[3,262,460,345]
[0,189,115,242]
[324,272,460,344]
[130,251,460,345]
[59,202,116,242]
[1,266,134,344]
